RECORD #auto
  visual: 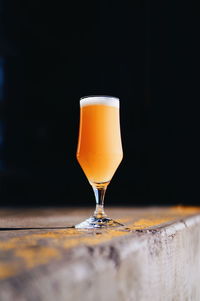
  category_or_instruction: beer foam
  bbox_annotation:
[80,96,119,108]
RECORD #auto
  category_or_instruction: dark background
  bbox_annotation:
[0,1,199,206]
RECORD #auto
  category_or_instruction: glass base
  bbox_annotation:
[75,216,124,229]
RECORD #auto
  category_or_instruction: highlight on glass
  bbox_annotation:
[75,95,123,229]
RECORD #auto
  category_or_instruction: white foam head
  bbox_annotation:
[80,96,119,108]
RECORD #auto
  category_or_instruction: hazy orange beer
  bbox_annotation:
[77,97,123,184]
[75,96,123,229]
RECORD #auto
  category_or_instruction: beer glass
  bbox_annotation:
[75,96,123,229]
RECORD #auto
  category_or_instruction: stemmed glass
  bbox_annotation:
[75,96,123,229]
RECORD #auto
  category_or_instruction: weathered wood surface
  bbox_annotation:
[0,206,200,301]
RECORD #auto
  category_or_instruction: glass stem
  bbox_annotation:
[92,182,109,219]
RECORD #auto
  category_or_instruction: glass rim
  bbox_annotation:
[80,95,119,101]
[80,95,120,108]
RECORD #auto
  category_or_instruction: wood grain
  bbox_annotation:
[0,206,200,301]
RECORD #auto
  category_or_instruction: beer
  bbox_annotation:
[75,96,123,229]
[77,97,123,184]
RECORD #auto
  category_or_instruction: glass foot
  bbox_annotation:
[75,216,124,229]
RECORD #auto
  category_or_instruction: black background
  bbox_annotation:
[0,1,199,206]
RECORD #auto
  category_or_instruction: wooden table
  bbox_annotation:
[0,206,200,301]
